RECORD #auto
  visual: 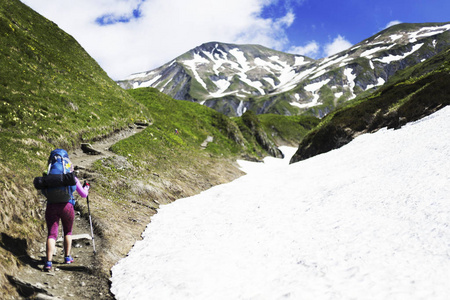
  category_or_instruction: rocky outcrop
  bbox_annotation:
[241,111,283,158]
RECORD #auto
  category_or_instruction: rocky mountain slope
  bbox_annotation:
[290,46,450,163]
[118,22,450,117]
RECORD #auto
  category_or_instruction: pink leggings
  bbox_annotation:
[45,203,75,240]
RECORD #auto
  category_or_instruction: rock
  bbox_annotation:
[56,233,92,247]
[241,111,283,159]
[81,143,102,155]
[201,136,214,148]
[35,293,64,300]
[6,275,53,298]
[134,120,150,127]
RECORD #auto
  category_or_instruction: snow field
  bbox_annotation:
[111,106,450,299]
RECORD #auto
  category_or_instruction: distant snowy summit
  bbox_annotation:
[118,22,450,117]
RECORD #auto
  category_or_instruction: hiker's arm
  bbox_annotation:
[75,177,89,198]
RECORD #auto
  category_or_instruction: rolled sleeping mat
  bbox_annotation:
[33,173,76,189]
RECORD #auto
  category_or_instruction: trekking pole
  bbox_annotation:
[84,181,96,254]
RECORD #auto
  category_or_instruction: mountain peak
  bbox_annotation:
[118,22,450,117]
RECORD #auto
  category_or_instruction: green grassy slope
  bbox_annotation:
[115,88,317,166]
[0,0,151,235]
[0,0,150,294]
[0,0,149,140]
[0,0,151,191]
[105,87,251,186]
[291,47,450,163]
[0,1,317,296]
[258,114,320,146]
[121,87,247,158]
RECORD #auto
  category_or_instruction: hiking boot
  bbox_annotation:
[64,255,74,264]
[44,261,52,272]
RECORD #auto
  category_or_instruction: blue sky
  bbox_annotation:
[21,0,449,79]
[262,0,450,57]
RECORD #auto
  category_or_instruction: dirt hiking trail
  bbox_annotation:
[11,125,145,300]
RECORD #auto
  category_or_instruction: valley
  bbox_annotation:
[1,0,449,298]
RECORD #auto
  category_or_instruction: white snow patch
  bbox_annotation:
[311,55,349,79]
[239,76,265,95]
[202,51,224,75]
[236,93,248,98]
[343,68,356,99]
[183,53,210,90]
[210,79,231,98]
[290,101,317,109]
[389,34,403,42]
[339,57,354,66]
[253,57,299,93]
[334,92,343,98]
[133,75,161,88]
[304,79,330,93]
[236,100,247,117]
[408,24,450,43]
[360,45,394,59]
[302,79,331,106]
[229,48,251,72]
[309,69,326,80]
[253,57,267,67]
[366,77,386,90]
[111,106,450,300]
[290,102,310,109]
[126,71,152,81]
[227,48,266,95]
[276,67,297,89]
[294,56,308,66]
[161,78,173,91]
[263,77,275,88]
[373,43,424,64]
[268,55,280,61]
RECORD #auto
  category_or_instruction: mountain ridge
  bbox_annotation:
[118,22,450,117]
[290,46,450,163]
[1,0,450,298]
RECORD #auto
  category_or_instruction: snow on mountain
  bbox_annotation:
[111,105,450,300]
[117,22,450,117]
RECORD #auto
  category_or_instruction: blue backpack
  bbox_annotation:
[44,149,76,204]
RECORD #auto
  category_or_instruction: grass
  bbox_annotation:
[114,87,248,161]
[291,46,450,162]
[0,0,150,251]
[0,0,150,145]
[258,114,320,146]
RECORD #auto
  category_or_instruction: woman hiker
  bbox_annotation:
[41,149,90,272]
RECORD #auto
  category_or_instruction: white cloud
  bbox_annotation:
[385,20,402,29]
[288,41,319,58]
[21,0,300,80]
[324,35,352,57]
